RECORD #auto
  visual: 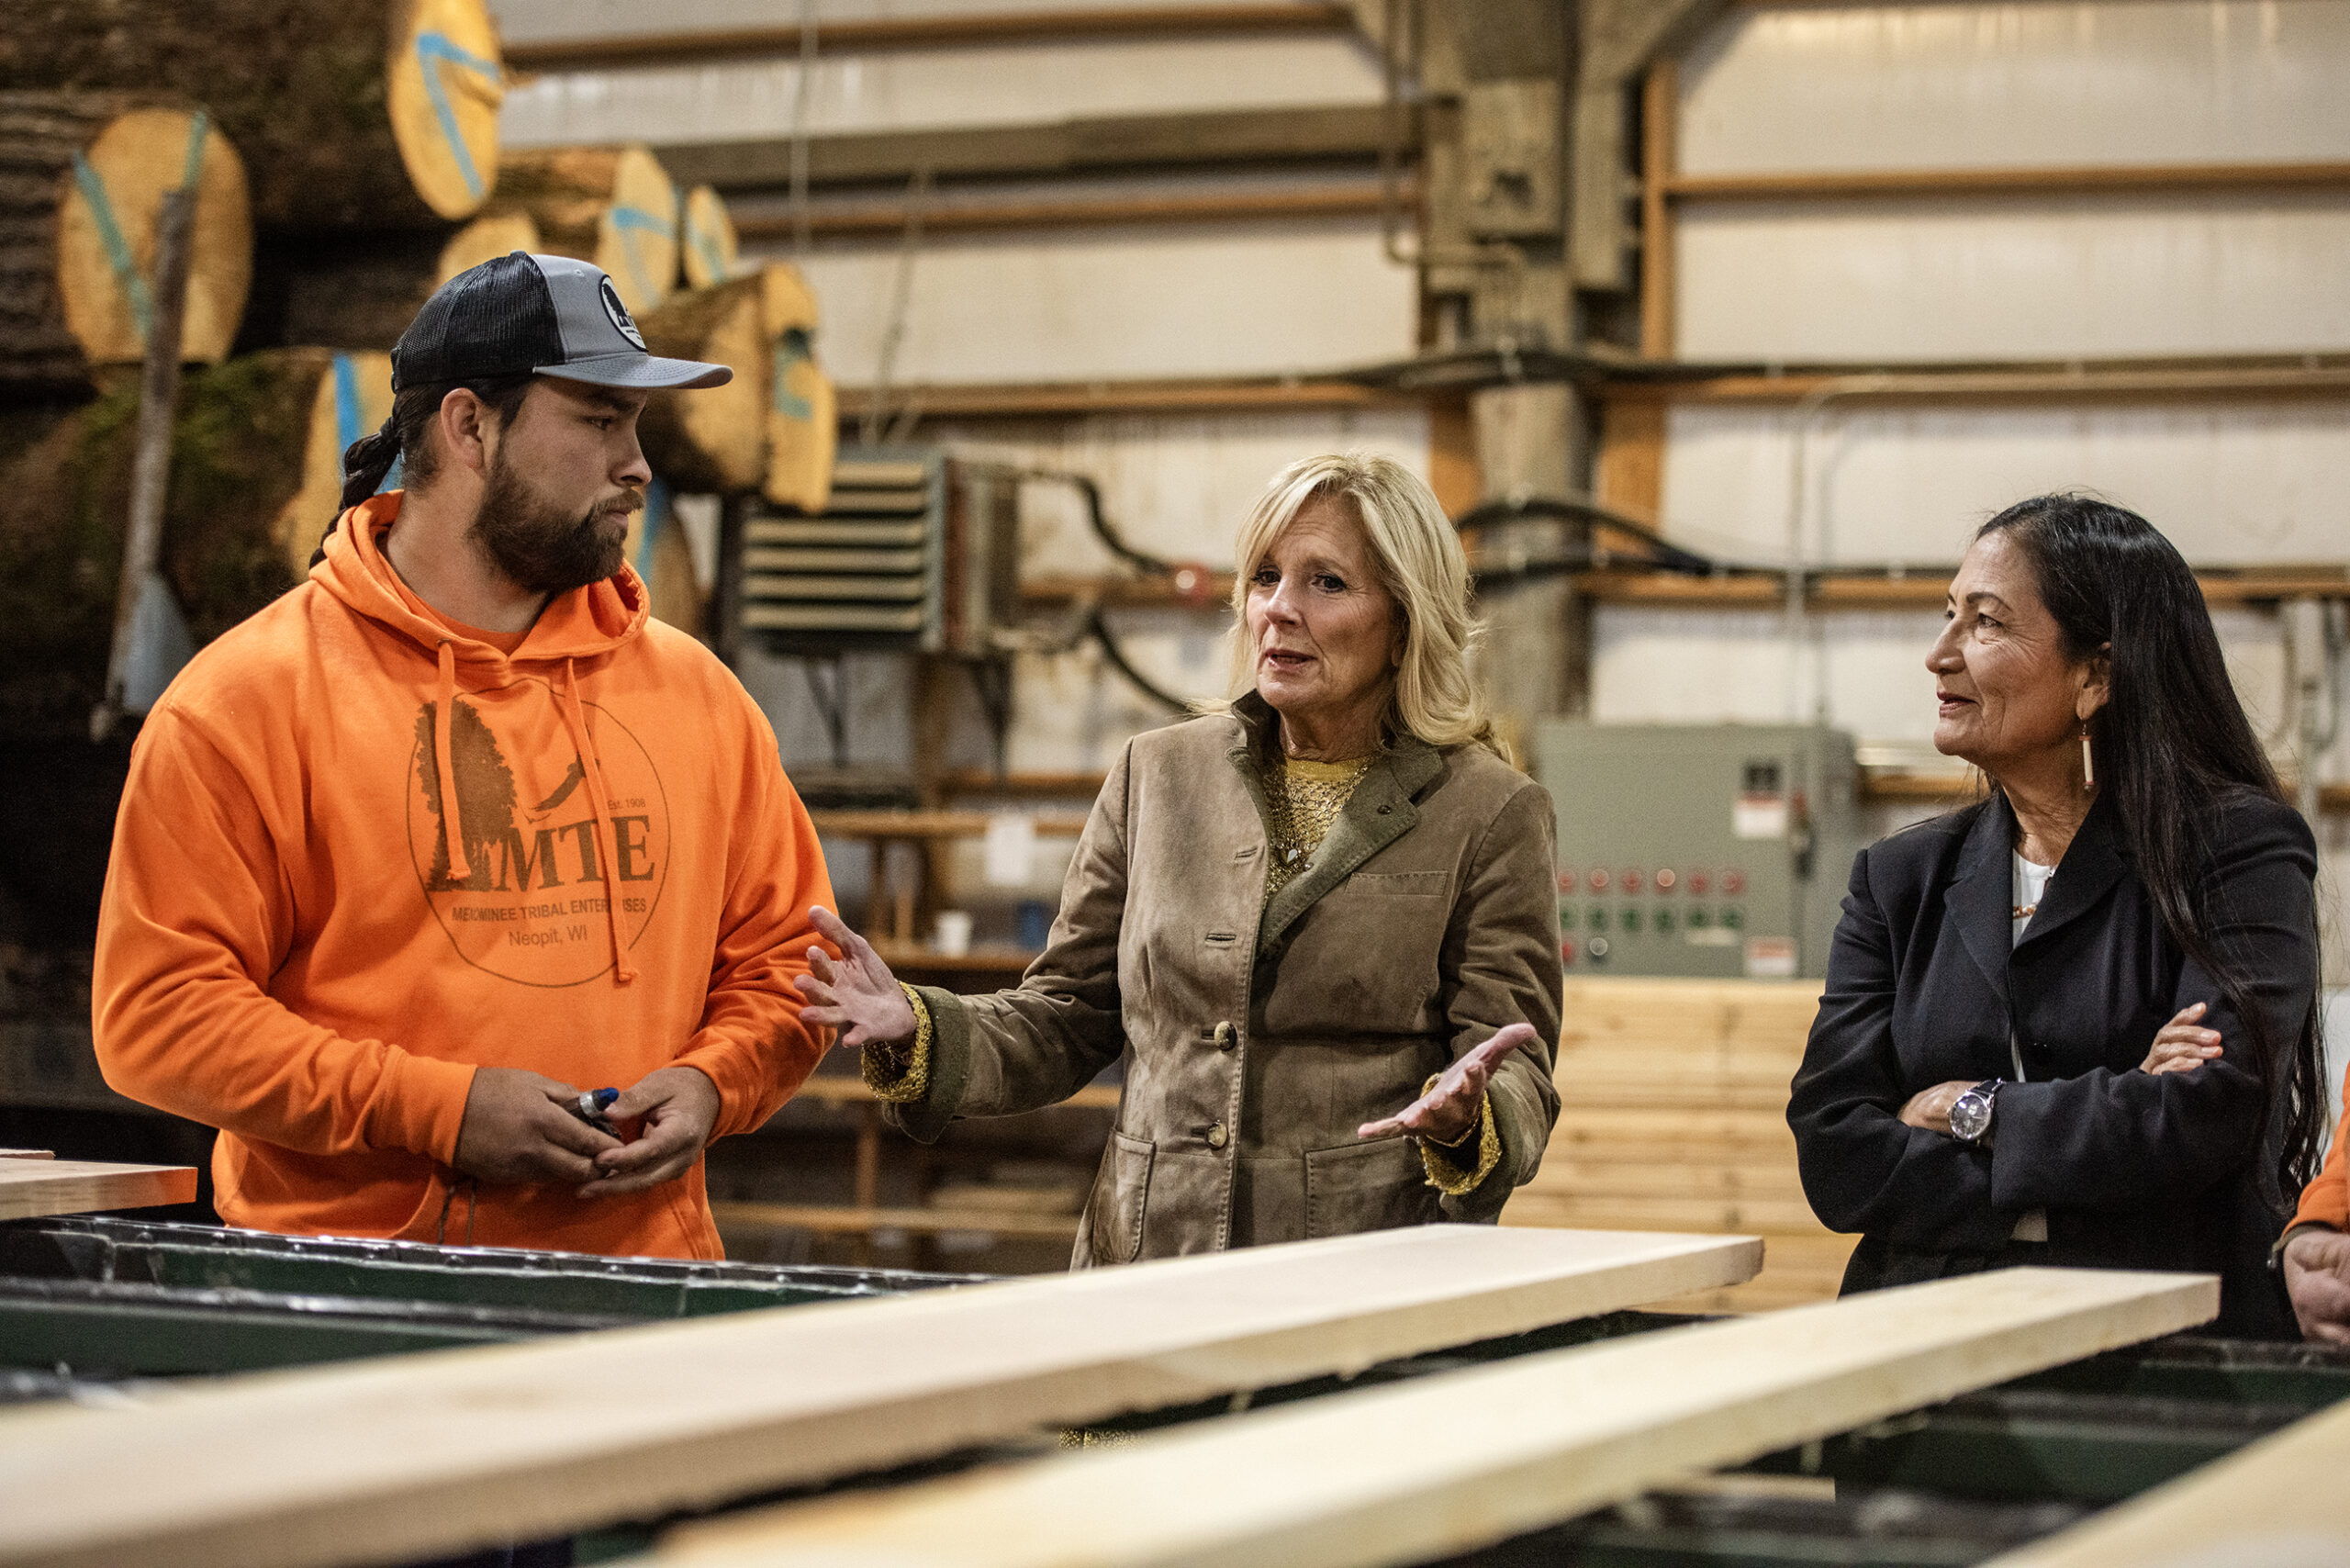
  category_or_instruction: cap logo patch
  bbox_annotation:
[599,276,646,350]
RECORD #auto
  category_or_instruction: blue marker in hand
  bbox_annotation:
[571,1087,621,1137]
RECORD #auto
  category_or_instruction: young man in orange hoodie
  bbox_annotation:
[94,253,836,1259]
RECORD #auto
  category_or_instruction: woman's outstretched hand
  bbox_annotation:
[1357,1023,1539,1144]
[2140,1002,2222,1075]
[793,906,917,1050]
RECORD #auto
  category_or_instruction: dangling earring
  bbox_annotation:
[2080,721,2095,788]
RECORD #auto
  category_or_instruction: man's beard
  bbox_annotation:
[469,454,642,597]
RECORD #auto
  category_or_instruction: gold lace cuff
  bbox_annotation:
[861,983,934,1103]
[1416,1071,1501,1196]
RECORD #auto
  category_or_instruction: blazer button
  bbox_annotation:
[1213,1021,1237,1051]
[1206,1123,1229,1149]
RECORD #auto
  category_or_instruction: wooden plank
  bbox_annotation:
[0,1159,196,1220]
[738,183,1393,241]
[1638,61,1677,359]
[0,1226,1762,1568]
[1573,565,2350,611]
[1978,1394,2350,1567]
[504,5,1355,70]
[1594,396,1666,526]
[659,105,1397,193]
[839,377,1401,421]
[1608,364,2350,408]
[645,1268,2216,1568]
[1427,398,1479,520]
[1664,159,2350,203]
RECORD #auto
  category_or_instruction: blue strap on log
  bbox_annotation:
[69,111,208,349]
[415,30,499,201]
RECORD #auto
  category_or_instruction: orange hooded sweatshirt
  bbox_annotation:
[94,494,835,1258]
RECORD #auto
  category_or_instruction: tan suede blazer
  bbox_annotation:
[890,693,1562,1267]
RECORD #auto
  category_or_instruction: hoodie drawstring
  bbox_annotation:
[432,643,472,883]
[557,657,638,985]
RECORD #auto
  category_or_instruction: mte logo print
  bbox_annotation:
[406,687,670,986]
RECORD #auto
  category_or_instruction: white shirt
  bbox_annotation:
[2008,851,2056,1242]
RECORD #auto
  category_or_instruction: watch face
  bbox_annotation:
[1950,1091,1991,1142]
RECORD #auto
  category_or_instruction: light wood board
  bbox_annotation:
[1979,1394,2350,1566]
[646,1267,2216,1568]
[0,1159,196,1220]
[0,1226,1760,1568]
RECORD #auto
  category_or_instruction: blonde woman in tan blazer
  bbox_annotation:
[800,454,1562,1266]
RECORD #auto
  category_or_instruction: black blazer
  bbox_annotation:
[1787,788,2318,1338]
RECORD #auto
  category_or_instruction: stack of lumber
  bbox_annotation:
[1504,975,1852,1312]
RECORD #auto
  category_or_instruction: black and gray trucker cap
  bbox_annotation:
[390,252,732,392]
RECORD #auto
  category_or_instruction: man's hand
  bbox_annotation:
[2284,1226,2350,1347]
[1897,1080,1975,1137]
[2140,1002,2223,1075]
[579,1066,722,1198]
[452,1067,621,1187]
[792,905,917,1049]
[1357,1023,1538,1144]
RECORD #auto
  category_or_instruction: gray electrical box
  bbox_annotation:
[1531,722,1868,980]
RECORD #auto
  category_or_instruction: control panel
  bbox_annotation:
[1532,723,1866,980]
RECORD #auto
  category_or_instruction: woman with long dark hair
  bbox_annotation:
[1788,494,2324,1337]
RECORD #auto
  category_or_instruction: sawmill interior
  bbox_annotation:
[3,0,2350,1564]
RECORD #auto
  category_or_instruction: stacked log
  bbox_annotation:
[0,350,383,731]
[0,92,252,397]
[761,262,837,513]
[624,488,705,635]
[634,276,769,495]
[0,0,505,231]
[239,213,542,353]
[438,213,541,286]
[680,185,741,290]
[488,147,678,318]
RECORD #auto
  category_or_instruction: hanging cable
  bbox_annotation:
[1086,607,1192,715]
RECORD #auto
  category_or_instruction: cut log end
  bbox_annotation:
[767,338,838,513]
[760,260,819,338]
[39,101,253,375]
[636,278,768,493]
[494,144,680,316]
[276,351,395,579]
[438,212,542,286]
[385,0,506,221]
[682,185,741,290]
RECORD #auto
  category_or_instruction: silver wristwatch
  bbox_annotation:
[1949,1079,2001,1145]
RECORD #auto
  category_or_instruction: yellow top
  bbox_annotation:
[1263,754,1375,899]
